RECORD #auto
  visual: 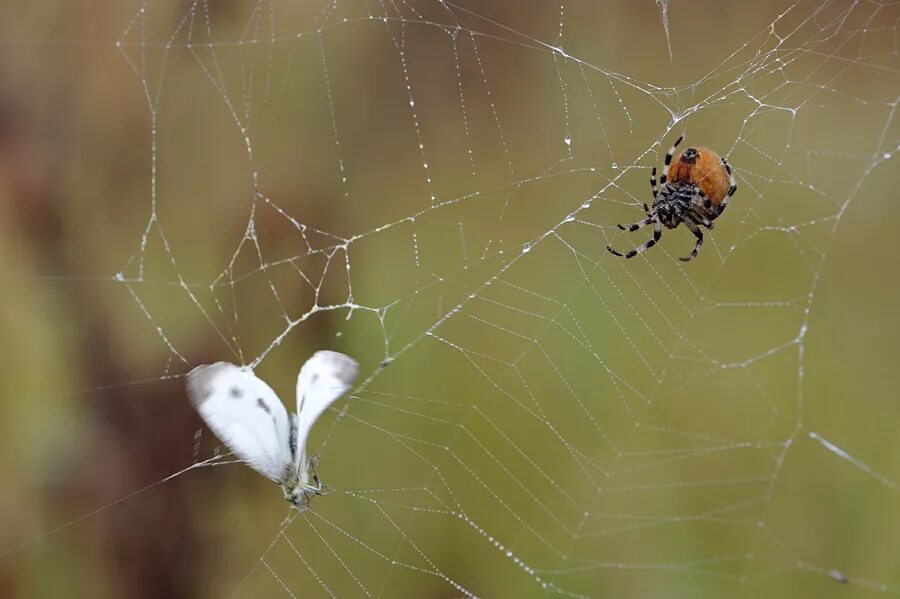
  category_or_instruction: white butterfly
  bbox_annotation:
[186,350,359,509]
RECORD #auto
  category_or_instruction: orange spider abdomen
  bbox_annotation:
[667,146,730,207]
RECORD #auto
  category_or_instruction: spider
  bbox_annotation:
[607,135,737,262]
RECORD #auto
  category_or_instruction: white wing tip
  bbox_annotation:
[186,362,238,406]
[309,351,359,387]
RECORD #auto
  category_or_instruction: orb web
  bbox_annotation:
[4,1,900,597]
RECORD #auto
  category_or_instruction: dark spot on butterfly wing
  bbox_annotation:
[256,397,272,414]
[288,413,299,463]
[230,386,243,398]
[294,371,318,417]
[186,363,230,406]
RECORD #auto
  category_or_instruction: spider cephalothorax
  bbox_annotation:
[607,135,737,262]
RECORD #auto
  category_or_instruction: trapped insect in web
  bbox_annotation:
[186,350,359,510]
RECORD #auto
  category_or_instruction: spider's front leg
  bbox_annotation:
[679,220,704,262]
[608,219,663,259]
[617,217,654,232]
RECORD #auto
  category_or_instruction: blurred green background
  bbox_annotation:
[1,1,899,597]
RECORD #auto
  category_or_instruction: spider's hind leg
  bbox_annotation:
[659,134,685,186]
[708,158,738,219]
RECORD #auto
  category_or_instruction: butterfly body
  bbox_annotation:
[186,351,359,510]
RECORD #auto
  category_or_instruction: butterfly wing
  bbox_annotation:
[186,362,293,483]
[293,351,360,469]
